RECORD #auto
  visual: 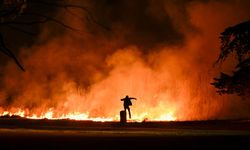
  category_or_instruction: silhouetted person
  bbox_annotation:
[121,95,136,119]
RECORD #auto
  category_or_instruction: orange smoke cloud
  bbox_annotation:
[1,0,250,121]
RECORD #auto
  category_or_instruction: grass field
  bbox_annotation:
[0,118,250,149]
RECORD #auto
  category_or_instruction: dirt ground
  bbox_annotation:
[0,119,250,150]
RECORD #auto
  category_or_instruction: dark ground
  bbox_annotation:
[0,118,250,150]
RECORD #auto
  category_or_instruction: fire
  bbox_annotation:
[0,109,114,122]
[156,112,177,121]
[0,1,249,122]
[0,108,177,122]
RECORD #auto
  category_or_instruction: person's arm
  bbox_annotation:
[130,97,137,100]
[121,98,125,101]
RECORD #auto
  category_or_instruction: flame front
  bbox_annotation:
[0,108,177,122]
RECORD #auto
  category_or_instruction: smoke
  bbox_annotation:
[0,0,250,120]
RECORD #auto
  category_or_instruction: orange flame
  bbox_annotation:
[0,108,177,122]
[0,1,249,122]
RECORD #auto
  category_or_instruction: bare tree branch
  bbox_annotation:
[0,0,110,71]
[6,24,37,35]
[3,12,80,32]
[29,0,111,31]
[0,33,25,71]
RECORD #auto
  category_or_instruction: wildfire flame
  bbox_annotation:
[0,0,249,122]
[0,108,177,122]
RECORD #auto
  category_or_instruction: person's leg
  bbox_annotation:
[128,107,131,118]
[124,106,128,118]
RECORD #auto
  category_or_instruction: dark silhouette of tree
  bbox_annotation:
[211,20,250,96]
[0,0,109,71]
[0,0,27,71]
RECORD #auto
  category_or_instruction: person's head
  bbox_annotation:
[125,95,129,98]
